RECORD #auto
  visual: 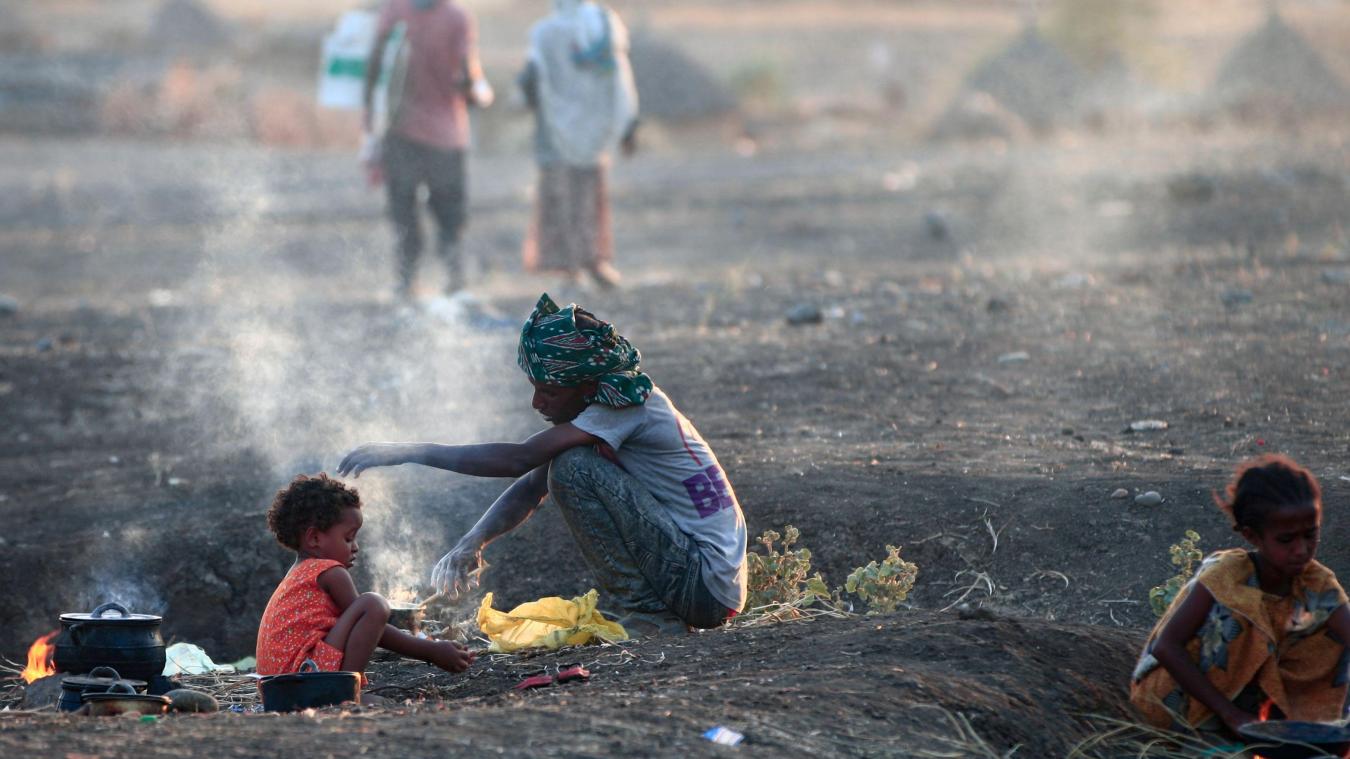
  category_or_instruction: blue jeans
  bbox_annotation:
[548,447,728,629]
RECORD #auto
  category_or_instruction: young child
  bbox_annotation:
[1131,454,1350,734]
[256,473,474,680]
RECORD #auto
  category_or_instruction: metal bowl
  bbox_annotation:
[1238,720,1350,759]
[388,603,425,633]
[81,681,170,717]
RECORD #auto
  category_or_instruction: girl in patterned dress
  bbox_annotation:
[256,474,474,681]
[1131,455,1350,736]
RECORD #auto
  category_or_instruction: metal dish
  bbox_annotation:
[81,681,170,717]
[388,602,425,633]
[1238,720,1350,759]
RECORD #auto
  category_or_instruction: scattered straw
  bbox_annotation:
[1030,570,1071,588]
[732,599,853,628]
[909,705,1020,758]
[0,658,35,710]
[172,670,262,709]
[939,570,996,612]
[1068,714,1253,758]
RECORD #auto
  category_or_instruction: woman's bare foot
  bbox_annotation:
[588,262,622,289]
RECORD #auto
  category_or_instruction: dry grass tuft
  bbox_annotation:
[908,705,1021,758]
[1068,715,1251,758]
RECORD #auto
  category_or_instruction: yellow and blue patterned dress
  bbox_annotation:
[1131,548,1350,728]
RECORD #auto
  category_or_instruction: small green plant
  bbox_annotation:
[746,526,921,621]
[844,545,918,615]
[746,525,831,612]
[1148,530,1203,617]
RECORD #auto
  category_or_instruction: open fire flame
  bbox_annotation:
[1251,700,1275,759]
[20,631,58,683]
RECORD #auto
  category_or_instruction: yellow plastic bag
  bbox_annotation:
[476,589,628,653]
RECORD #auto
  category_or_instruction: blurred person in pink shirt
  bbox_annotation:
[364,0,492,298]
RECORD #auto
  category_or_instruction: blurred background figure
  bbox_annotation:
[519,0,638,290]
[364,0,492,300]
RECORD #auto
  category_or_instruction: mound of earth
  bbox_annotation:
[629,32,738,123]
[0,612,1142,757]
[938,25,1088,134]
[1210,12,1347,118]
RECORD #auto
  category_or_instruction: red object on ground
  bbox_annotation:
[555,664,590,684]
[514,670,554,691]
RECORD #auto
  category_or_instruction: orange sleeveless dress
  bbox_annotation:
[256,558,346,675]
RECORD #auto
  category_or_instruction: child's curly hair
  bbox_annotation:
[266,473,362,550]
[1214,454,1322,532]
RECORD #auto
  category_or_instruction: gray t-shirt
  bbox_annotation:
[570,386,748,611]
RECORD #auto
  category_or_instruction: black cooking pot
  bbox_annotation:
[259,659,361,713]
[53,602,166,683]
[58,666,146,713]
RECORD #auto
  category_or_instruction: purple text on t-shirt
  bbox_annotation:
[683,466,734,518]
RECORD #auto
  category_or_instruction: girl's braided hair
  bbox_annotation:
[266,473,361,550]
[1214,454,1321,532]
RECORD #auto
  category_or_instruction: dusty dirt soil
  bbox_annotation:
[2,123,1348,754]
[4,1,1350,747]
[1,613,1140,757]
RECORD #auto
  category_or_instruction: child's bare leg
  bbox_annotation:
[324,592,390,673]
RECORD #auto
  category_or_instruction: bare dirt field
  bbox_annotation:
[1,612,1140,758]
[3,122,1348,755]
[4,1,1350,756]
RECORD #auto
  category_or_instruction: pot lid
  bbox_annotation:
[81,691,170,705]
[261,670,361,685]
[62,672,147,689]
[60,601,161,624]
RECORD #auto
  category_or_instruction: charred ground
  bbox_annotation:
[2,122,1349,754]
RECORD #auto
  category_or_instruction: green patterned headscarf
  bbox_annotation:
[517,293,652,408]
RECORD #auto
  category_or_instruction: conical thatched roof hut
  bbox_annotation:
[1211,11,1346,114]
[930,25,1090,141]
[149,0,232,58]
[957,26,1088,131]
[628,32,737,123]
